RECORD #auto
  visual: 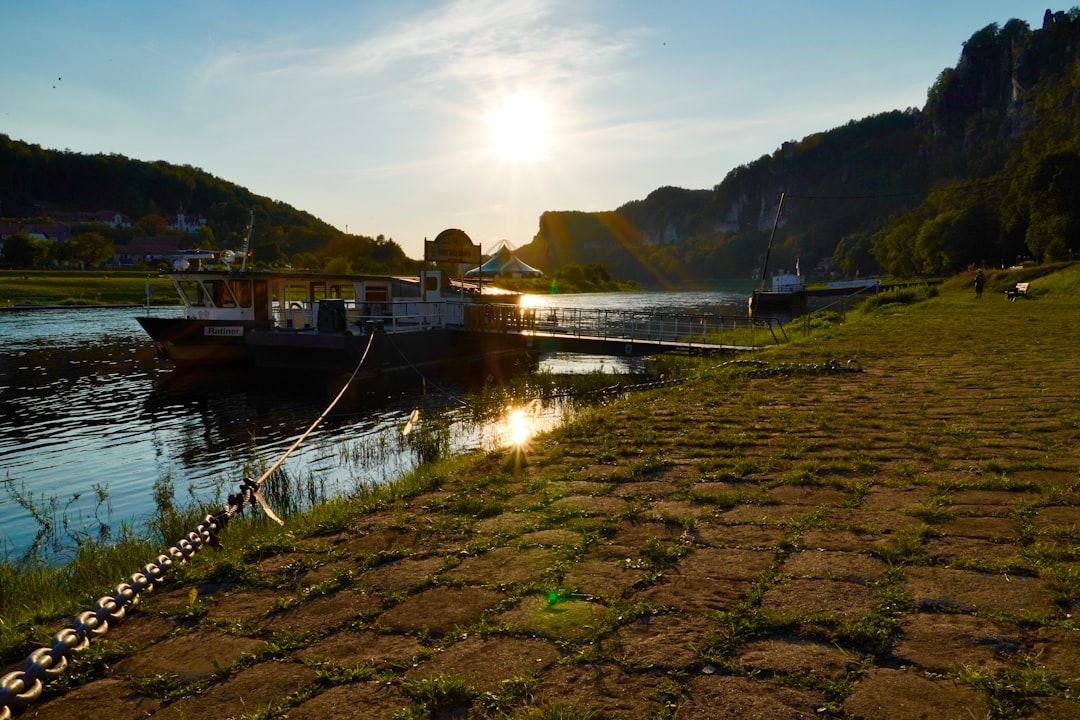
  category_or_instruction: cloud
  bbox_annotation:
[197,0,639,98]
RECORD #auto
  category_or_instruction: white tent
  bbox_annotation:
[465,244,544,278]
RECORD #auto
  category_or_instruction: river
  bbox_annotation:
[0,290,747,562]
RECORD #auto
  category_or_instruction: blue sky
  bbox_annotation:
[1,1,1058,259]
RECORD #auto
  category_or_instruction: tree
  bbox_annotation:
[69,232,114,267]
[134,214,168,237]
[914,210,966,273]
[1025,211,1070,263]
[1,231,50,268]
[192,225,217,250]
[833,233,878,276]
[871,217,921,276]
[323,256,352,274]
[1003,151,1080,263]
[291,251,319,270]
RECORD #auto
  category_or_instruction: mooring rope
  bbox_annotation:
[0,332,376,720]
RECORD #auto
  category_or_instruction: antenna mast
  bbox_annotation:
[240,210,254,272]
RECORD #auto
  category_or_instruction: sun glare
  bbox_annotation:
[507,408,532,446]
[506,399,543,448]
[490,94,549,162]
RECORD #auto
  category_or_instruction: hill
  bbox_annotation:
[0,135,417,274]
[516,9,1080,286]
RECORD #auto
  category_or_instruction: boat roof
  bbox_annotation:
[159,268,416,281]
[159,269,519,296]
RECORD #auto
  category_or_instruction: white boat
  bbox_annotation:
[136,267,531,373]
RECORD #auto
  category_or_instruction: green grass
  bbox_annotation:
[0,270,176,305]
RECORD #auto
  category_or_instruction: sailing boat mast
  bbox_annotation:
[759,192,786,289]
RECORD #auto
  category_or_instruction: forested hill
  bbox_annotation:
[516,8,1080,285]
[0,135,416,274]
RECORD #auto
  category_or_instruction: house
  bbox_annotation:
[168,207,207,233]
[0,221,70,242]
[70,210,132,228]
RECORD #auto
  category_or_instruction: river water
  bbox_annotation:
[0,290,747,561]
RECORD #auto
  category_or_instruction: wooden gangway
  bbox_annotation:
[462,303,785,356]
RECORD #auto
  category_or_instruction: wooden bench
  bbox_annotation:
[1006,282,1030,301]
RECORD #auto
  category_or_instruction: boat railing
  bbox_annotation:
[273,299,465,331]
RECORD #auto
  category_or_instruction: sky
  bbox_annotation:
[1,1,1061,260]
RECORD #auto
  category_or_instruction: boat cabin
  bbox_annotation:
[769,271,805,293]
[168,269,481,330]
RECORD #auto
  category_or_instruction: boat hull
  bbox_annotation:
[136,316,272,365]
[748,290,807,317]
[245,325,534,376]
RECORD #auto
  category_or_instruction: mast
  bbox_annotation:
[759,192,786,289]
[240,210,254,272]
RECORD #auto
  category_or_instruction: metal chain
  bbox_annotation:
[0,333,378,719]
[0,481,259,720]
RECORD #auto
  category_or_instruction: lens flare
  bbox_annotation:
[507,407,532,447]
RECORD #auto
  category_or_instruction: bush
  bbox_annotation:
[858,284,937,313]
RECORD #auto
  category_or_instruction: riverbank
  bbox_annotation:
[4,265,1080,719]
[0,268,637,307]
[0,270,175,307]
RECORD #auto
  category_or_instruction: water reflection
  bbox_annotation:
[1,292,749,561]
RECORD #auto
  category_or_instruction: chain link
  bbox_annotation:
[0,493,250,718]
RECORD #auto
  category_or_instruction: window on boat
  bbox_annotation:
[283,285,306,305]
[174,279,238,308]
[365,285,389,302]
[206,279,238,307]
[228,279,253,308]
[329,283,355,301]
[364,284,390,317]
[328,283,356,312]
[177,279,208,307]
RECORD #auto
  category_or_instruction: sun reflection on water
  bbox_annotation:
[505,398,543,449]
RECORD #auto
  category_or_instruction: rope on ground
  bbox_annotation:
[0,332,376,720]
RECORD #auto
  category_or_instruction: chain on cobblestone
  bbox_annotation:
[0,333,376,719]
[0,499,239,720]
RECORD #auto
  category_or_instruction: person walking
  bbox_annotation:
[975,269,986,299]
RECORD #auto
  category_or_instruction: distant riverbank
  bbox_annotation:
[0,268,638,307]
[0,270,175,306]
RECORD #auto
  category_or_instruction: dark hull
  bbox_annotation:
[136,316,272,365]
[748,290,807,317]
[245,326,534,376]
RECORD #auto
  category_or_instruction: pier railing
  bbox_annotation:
[466,303,786,349]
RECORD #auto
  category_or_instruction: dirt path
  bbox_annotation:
[12,289,1080,719]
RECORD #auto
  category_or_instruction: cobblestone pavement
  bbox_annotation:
[11,292,1080,719]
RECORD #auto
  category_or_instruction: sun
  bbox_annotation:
[490,94,549,162]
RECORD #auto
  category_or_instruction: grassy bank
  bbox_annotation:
[0,270,176,306]
[4,263,1080,719]
[0,268,639,308]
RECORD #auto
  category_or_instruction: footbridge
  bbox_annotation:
[462,303,785,356]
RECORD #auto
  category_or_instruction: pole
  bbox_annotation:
[240,210,254,272]
[759,192,786,289]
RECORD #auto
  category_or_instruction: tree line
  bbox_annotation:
[0,134,417,274]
